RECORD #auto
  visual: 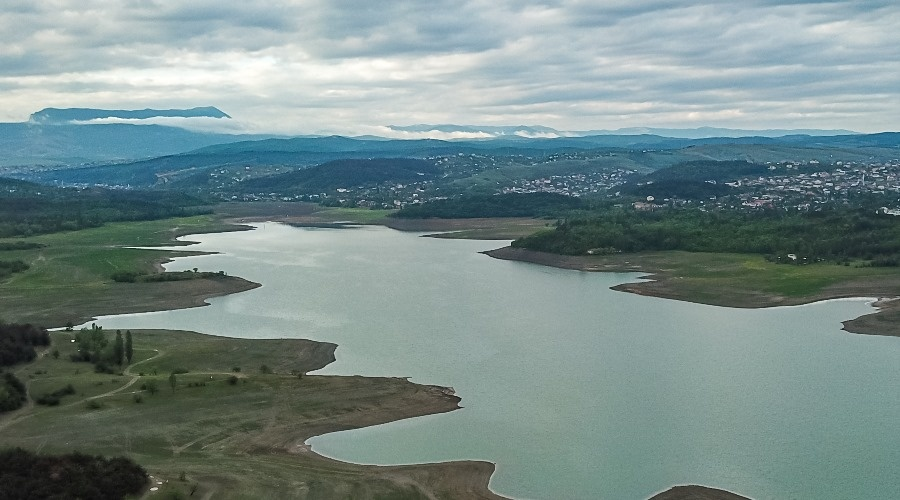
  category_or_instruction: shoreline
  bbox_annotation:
[484,246,900,338]
[37,218,505,499]
[11,214,757,499]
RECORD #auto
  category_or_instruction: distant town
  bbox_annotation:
[224,153,900,213]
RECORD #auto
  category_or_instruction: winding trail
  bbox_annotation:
[63,349,164,407]
[0,348,164,431]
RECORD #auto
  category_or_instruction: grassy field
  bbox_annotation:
[0,329,499,500]
[0,215,258,328]
[486,247,900,336]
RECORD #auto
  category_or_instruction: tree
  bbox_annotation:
[169,373,177,392]
[113,330,124,366]
[125,330,133,364]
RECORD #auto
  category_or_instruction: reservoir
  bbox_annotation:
[93,223,900,499]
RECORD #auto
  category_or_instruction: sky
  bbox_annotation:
[1,1,898,137]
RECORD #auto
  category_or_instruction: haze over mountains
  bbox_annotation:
[387,124,858,140]
[0,107,882,168]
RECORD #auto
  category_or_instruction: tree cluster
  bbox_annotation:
[0,323,50,367]
[0,372,27,412]
[70,326,133,372]
[644,160,770,183]
[0,448,148,500]
[0,178,211,238]
[513,207,900,264]
[242,158,440,193]
[0,241,43,251]
[34,384,76,406]
[111,269,226,283]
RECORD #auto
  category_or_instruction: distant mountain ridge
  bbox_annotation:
[0,123,276,166]
[387,124,859,139]
[17,131,899,189]
[29,106,230,124]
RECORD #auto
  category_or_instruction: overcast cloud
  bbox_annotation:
[1,0,897,135]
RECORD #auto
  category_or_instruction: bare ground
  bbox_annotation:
[1,276,260,329]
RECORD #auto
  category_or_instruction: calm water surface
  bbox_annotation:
[93,223,900,499]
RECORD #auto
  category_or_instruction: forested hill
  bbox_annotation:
[0,178,210,237]
[644,160,770,182]
[512,208,900,265]
[240,158,440,192]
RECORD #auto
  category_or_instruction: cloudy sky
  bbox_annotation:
[1,1,898,136]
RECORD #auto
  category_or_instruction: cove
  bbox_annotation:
[91,223,900,499]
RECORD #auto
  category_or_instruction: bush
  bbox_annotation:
[0,323,51,367]
[0,448,148,499]
[227,375,238,385]
[94,362,115,374]
[35,384,76,406]
[0,372,27,412]
[110,271,139,283]
[141,380,158,395]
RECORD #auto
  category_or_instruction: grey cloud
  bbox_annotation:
[0,0,898,132]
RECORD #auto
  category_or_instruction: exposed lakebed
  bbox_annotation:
[92,223,900,499]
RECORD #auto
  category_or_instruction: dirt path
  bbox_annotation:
[0,348,166,432]
[0,347,53,432]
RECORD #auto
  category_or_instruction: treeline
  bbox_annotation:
[393,192,589,218]
[0,448,147,500]
[0,323,50,367]
[0,178,211,237]
[242,158,440,193]
[0,241,43,251]
[111,269,227,283]
[512,207,900,263]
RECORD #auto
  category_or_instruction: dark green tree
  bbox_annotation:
[169,373,177,392]
[113,330,124,366]
[125,330,133,364]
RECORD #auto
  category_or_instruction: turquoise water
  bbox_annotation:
[93,223,900,499]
